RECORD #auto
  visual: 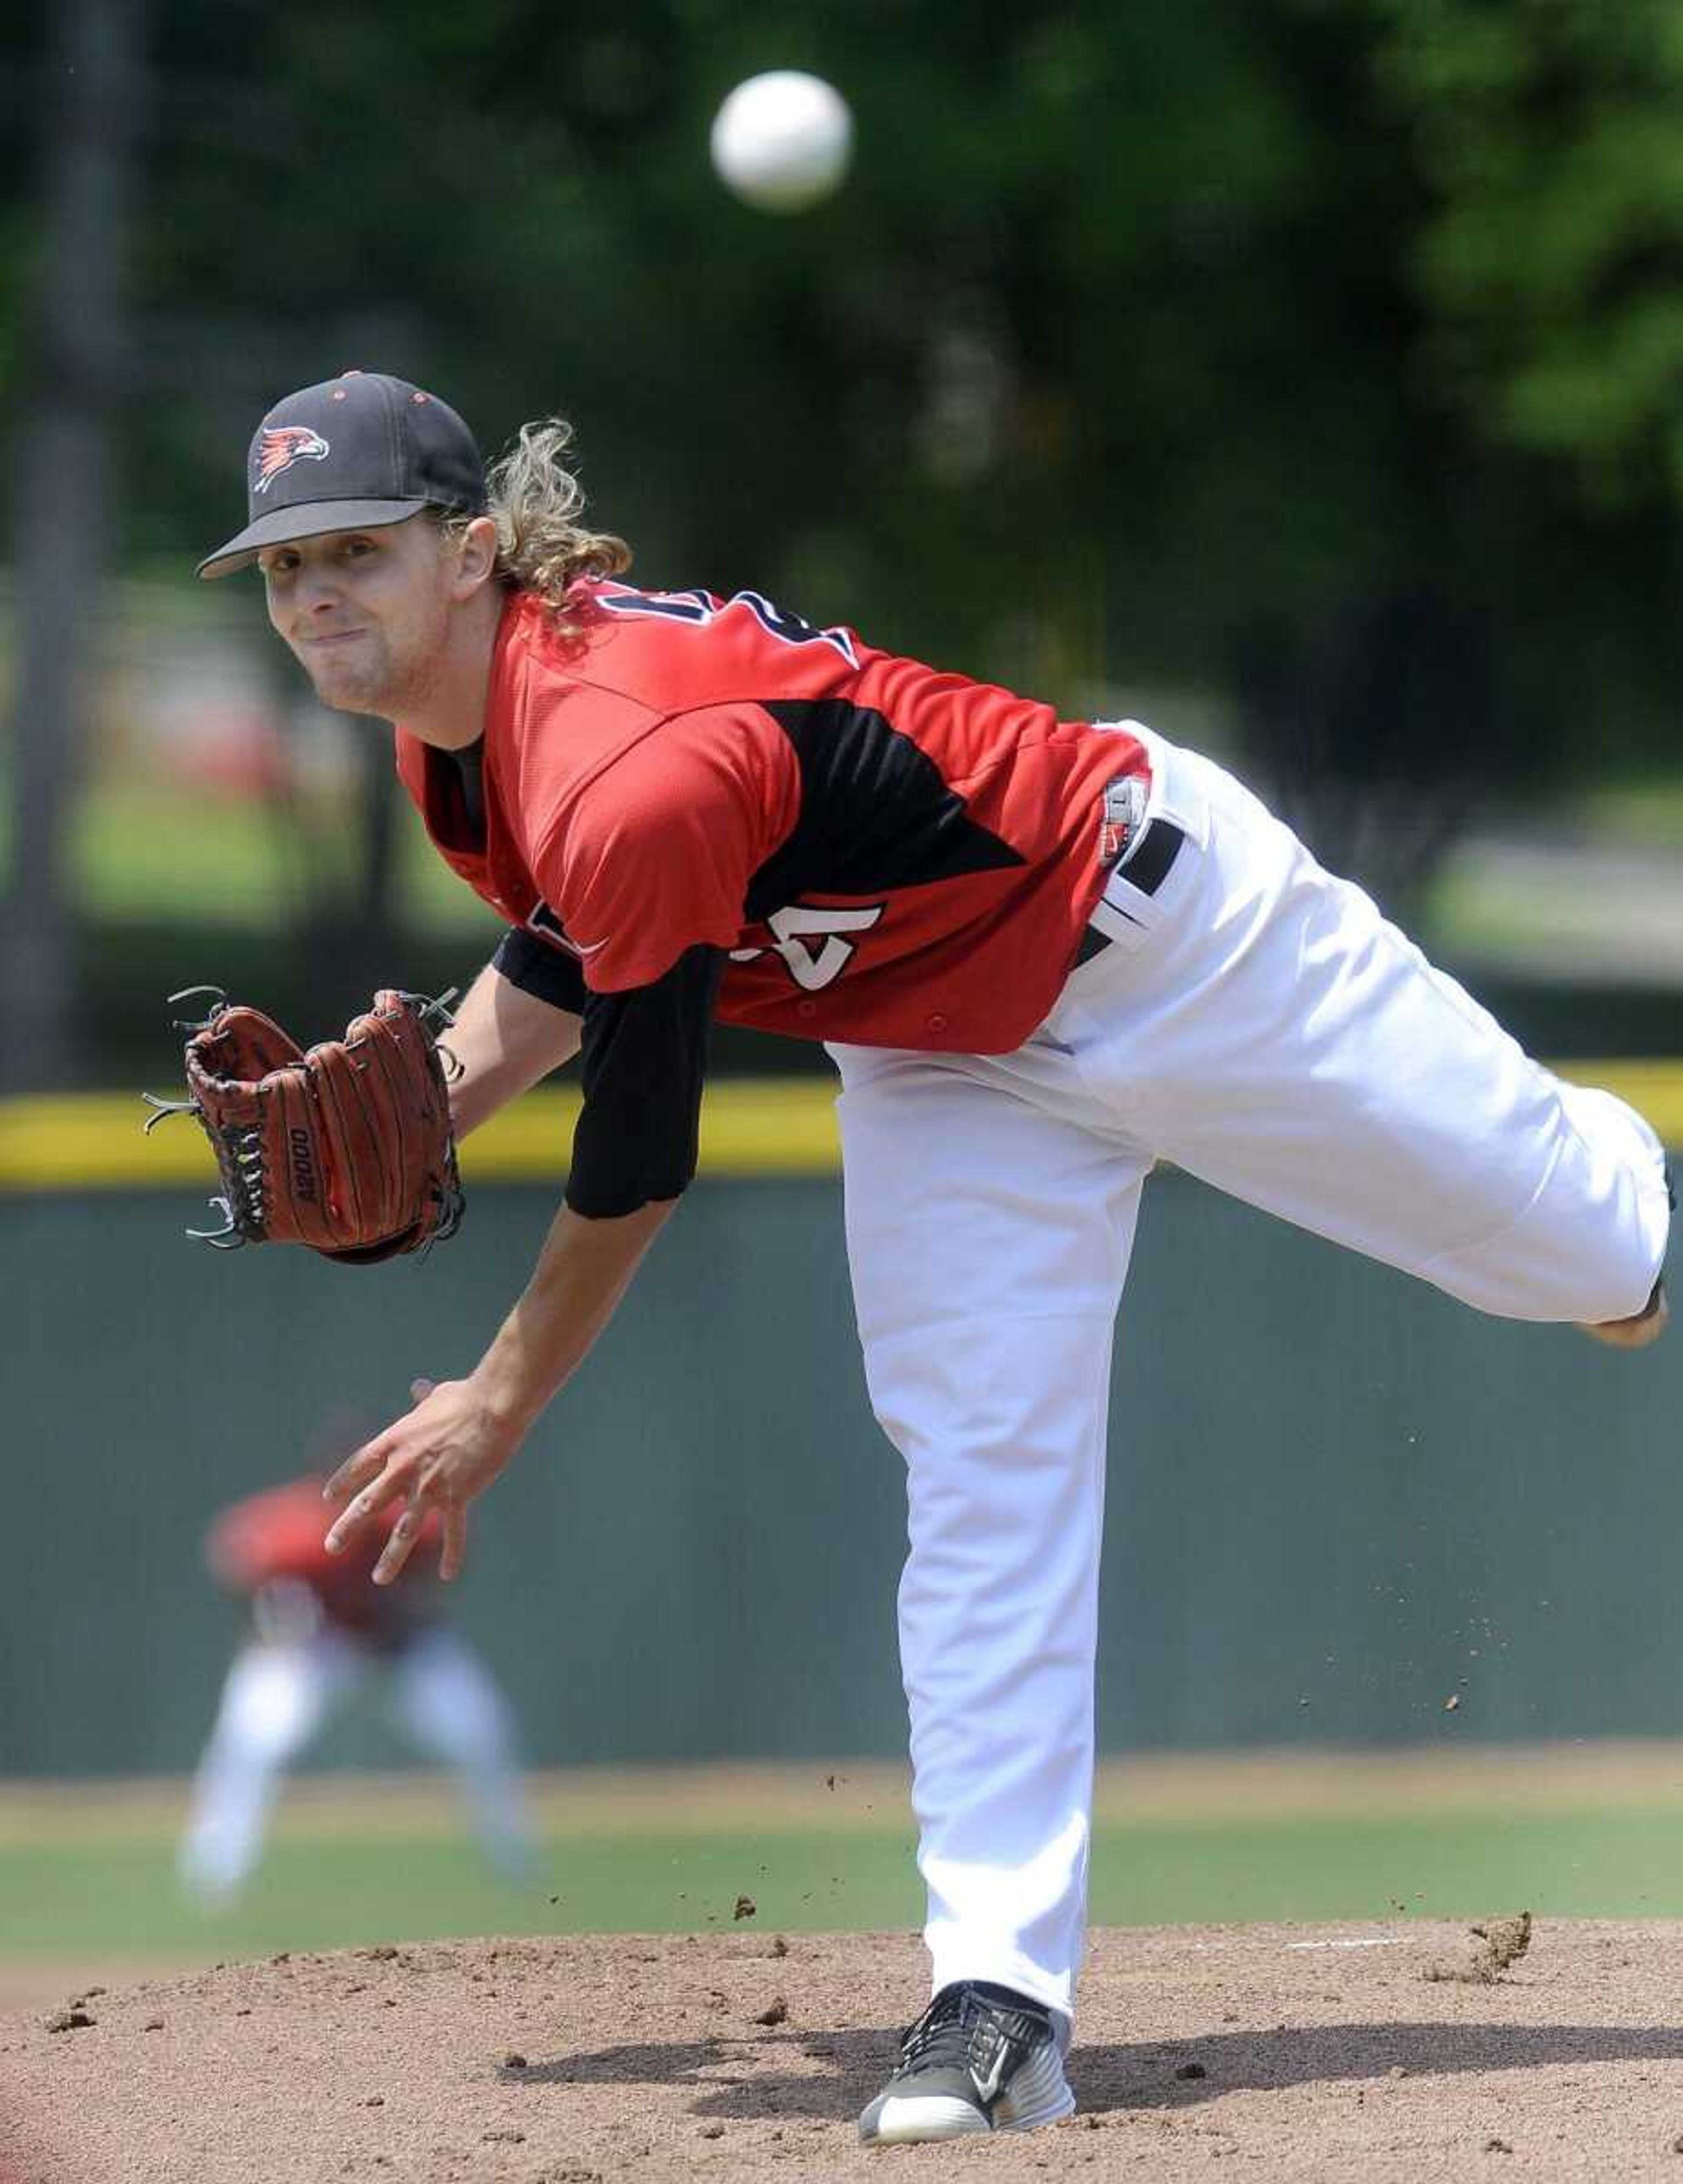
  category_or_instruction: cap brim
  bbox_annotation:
[196,498,433,580]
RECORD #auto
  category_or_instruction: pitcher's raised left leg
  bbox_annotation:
[1102,745,1671,1330]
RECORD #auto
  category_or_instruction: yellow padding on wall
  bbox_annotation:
[0,1062,1678,1194]
[0,1078,842,1191]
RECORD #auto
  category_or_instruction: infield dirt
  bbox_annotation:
[5,1917,1683,2182]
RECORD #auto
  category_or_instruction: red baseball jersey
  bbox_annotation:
[396,583,1148,1054]
[207,1477,440,1639]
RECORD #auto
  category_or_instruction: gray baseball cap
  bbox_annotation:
[197,370,488,580]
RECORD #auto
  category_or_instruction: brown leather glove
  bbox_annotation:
[152,989,464,1263]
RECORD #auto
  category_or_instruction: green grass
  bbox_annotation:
[0,1827,921,1961]
[8,1807,1683,1967]
[1100,1807,1683,1927]
[61,783,499,938]
[1583,774,1683,847]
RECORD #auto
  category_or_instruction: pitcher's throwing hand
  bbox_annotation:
[323,1377,516,1584]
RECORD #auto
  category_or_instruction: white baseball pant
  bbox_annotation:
[829,727,1670,2025]
[177,1626,536,1899]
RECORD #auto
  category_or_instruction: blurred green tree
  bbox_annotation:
[1358,0,1683,503]
[119,0,1542,901]
[139,2,1683,855]
[1,0,147,1090]
[7,0,1683,1084]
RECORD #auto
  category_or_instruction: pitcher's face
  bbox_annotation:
[260,517,455,719]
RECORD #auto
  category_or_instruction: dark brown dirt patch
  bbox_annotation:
[5,1920,1683,2181]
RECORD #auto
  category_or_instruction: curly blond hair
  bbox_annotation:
[439,417,630,618]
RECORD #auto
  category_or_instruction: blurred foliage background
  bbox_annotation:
[3,0,1682,1087]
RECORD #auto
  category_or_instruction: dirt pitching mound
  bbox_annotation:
[6,1919,1683,2182]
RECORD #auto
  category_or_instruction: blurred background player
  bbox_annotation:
[177,1432,536,1904]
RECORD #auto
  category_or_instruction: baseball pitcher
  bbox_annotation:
[180,370,1669,2142]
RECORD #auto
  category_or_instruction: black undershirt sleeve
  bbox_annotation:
[491,925,589,1015]
[565,944,724,1220]
[460,752,716,1212]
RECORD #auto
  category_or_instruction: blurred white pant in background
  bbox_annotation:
[176,1626,537,1902]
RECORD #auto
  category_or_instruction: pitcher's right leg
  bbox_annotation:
[831,1042,1147,2137]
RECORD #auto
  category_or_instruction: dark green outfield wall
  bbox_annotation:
[3,1171,1677,1775]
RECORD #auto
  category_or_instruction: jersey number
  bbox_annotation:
[730,903,885,991]
[599,585,859,666]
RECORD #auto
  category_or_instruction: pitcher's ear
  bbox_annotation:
[447,513,500,595]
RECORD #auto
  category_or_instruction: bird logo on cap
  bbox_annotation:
[253,425,331,494]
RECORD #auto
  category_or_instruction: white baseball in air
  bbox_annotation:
[710,71,853,213]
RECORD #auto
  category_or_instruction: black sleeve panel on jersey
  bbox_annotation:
[492,926,589,1015]
[565,944,724,1220]
[743,697,1026,919]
